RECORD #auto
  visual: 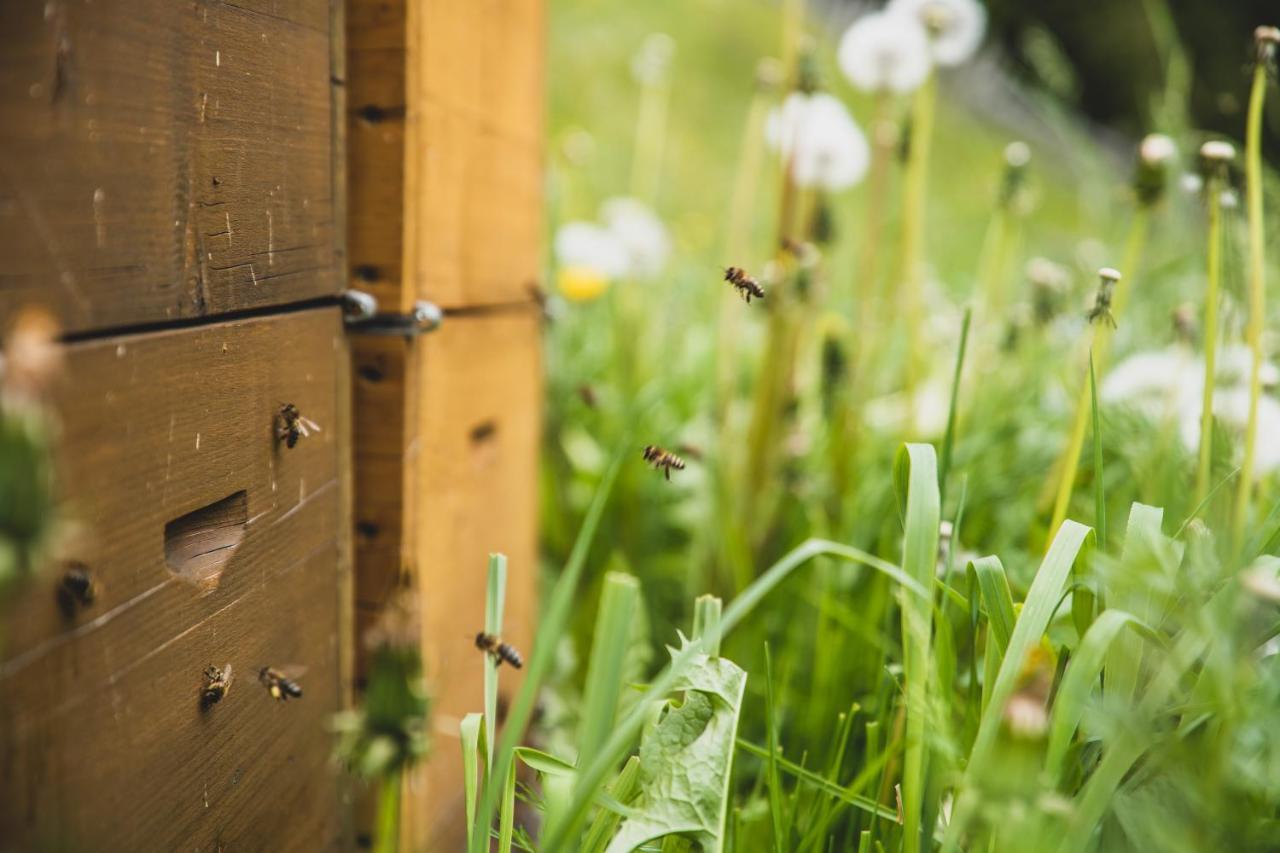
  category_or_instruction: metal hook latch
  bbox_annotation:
[341,290,444,337]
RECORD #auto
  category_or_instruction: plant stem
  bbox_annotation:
[374,769,401,853]
[899,75,937,433]
[1196,179,1224,504]
[1046,208,1150,541]
[1233,61,1269,546]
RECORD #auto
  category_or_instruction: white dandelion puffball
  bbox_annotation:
[600,197,671,279]
[837,12,932,94]
[553,221,630,280]
[889,0,986,66]
[765,92,870,190]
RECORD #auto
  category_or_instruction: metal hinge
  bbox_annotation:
[341,290,443,337]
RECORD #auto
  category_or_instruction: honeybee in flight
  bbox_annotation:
[642,445,686,481]
[58,562,97,613]
[475,632,524,668]
[201,664,233,709]
[259,666,305,701]
[276,403,321,449]
[724,266,766,304]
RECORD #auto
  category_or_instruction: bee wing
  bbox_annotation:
[299,416,321,436]
[223,664,233,685]
[275,664,309,679]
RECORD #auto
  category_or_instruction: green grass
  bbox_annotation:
[465,0,1280,849]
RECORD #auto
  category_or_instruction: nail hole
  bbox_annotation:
[353,264,379,283]
[469,420,498,445]
[164,491,248,592]
[357,363,384,383]
[356,520,380,541]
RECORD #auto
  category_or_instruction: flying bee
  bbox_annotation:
[1086,268,1121,329]
[201,664,233,709]
[724,266,766,304]
[276,403,321,449]
[258,665,305,701]
[642,444,686,481]
[475,632,523,669]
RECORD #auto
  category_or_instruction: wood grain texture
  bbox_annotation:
[0,0,338,334]
[0,309,349,851]
[404,0,545,308]
[405,309,543,850]
[346,0,545,313]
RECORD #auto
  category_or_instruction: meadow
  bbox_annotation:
[464,0,1280,850]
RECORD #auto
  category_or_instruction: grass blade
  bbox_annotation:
[461,712,484,851]
[485,553,508,774]
[471,445,627,853]
[578,572,642,763]
[939,307,972,510]
[765,644,787,853]
[893,443,940,853]
[545,534,931,850]
[943,519,1095,851]
[1044,609,1157,782]
[1090,351,1106,549]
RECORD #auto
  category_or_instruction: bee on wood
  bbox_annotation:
[58,562,97,609]
[201,664,233,709]
[276,403,321,449]
[724,267,766,304]
[1086,267,1121,329]
[475,632,523,669]
[259,666,305,701]
[642,445,686,481]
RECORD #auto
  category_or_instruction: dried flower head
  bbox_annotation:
[1199,140,1236,167]
[837,11,931,94]
[755,57,786,93]
[765,92,870,190]
[631,32,675,86]
[1087,268,1121,328]
[889,0,986,67]
[998,140,1031,207]
[1134,133,1177,207]
[1256,25,1280,67]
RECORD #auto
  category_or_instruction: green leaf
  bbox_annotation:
[604,649,748,853]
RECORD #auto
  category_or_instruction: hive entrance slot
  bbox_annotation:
[164,491,248,591]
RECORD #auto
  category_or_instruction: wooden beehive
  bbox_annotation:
[0,0,544,848]
[345,0,544,848]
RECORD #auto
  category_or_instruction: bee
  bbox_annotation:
[724,266,766,304]
[475,632,523,668]
[201,664,233,709]
[642,445,686,481]
[259,666,305,701]
[1086,267,1121,329]
[58,562,97,612]
[276,403,321,449]
[577,384,598,409]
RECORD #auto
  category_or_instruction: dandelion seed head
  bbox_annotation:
[889,0,986,66]
[553,221,630,281]
[755,57,786,92]
[600,196,671,279]
[631,33,676,85]
[1139,133,1177,167]
[765,92,870,190]
[1004,140,1031,169]
[836,11,931,94]
[1097,267,1121,284]
[1179,172,1204,195]
[1199,140,1236,164]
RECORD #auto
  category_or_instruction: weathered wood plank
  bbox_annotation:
[406,308,542,849]
[0,308,349,850]
[0,0,338,333]
[404,0,545,308]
